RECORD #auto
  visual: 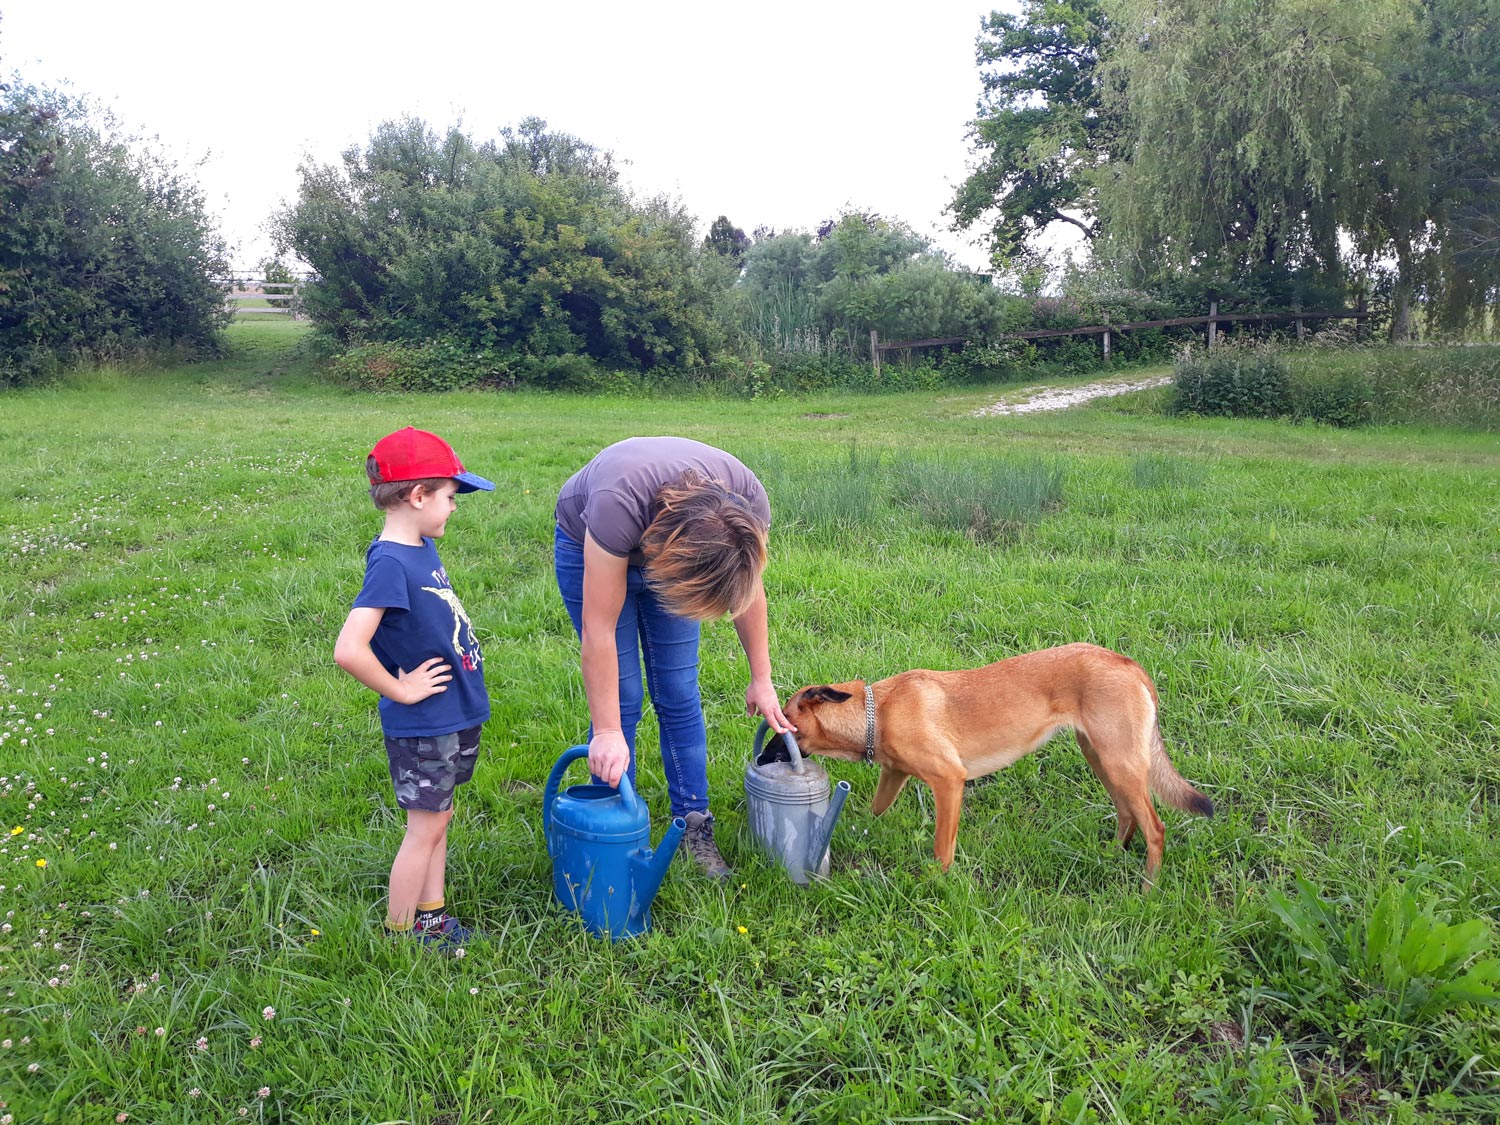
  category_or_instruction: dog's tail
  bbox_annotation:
[1149,719,1214,818]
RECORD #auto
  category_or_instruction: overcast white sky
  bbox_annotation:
[3,0,1022,273]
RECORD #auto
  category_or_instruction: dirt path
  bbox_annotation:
[974,374,1171,416]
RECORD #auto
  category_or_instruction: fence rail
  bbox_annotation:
[871,302,1369,374]
[221,280,304,317]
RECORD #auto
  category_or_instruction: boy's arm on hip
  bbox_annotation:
[334,607,450,706]
[334,606,397,697]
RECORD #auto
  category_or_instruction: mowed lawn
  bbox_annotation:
[3,321,1498,1123]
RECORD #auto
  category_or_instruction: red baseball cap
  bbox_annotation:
[368,427,494,493]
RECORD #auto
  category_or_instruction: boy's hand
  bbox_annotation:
[396,657,452,705]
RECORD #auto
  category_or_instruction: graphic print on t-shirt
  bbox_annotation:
[420,567,482,672]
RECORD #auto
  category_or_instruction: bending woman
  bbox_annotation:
[554,436,792,879]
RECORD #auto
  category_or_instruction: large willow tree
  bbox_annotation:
[1096,0,1498,334]
[1096,0,1409,281]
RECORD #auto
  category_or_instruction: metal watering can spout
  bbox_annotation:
[805,778,851,874]
[630,794,686,912]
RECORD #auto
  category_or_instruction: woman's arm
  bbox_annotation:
[580,532,633,786]
[732,579,794,733]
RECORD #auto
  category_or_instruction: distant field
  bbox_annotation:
[2,322,1497,1122]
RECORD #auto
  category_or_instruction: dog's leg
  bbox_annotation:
[1080,723,1165,891]
[929,773,966,872]
[1077,730,1137,847]
[870,766,910,816]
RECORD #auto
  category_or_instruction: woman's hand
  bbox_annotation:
[746,677,794,734]
[588,728,632,788]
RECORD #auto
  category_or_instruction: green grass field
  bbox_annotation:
[3,321,1498,1123]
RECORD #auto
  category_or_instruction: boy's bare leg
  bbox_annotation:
[419,826,448,908]
[386,808,453,929]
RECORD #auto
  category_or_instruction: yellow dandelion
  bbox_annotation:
[310,929,321,937]
[737,925,748,935]
[9,826,22,836]
[36,858,47,868]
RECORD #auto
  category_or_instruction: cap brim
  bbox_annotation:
[454,471,494,493]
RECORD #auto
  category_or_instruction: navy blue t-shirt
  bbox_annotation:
[353,538,490,738]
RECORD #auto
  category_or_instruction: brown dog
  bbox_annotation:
[776,642,1212,889]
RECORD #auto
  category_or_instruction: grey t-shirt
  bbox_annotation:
[555,437,771,565]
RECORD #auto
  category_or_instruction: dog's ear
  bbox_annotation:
[800,686,854,706]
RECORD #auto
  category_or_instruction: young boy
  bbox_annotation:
[334,426,493,949]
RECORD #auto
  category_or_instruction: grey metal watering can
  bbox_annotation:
[744,719,851,885]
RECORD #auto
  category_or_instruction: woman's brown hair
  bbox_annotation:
[640,472,768,621]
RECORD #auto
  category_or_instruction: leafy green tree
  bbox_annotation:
[0,78,229,383]
[258,258,298,310]
[1370,0,1500,336]
[273,118,726,371]
[731,213,1004,356]
[1096,0,1412,285]
[703,216,751,263]
[949,1,1117,267]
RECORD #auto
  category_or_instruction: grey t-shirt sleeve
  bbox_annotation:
[555,437,770,562]
[580,488,644,558]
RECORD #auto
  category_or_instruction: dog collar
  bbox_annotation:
[863,684,876,764]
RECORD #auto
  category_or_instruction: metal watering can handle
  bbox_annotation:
[542,745,643,857]
[753,718,805,773]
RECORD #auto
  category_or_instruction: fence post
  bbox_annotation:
[1207,301,1218,348]
[1295,316,1304,341]
[870,330,881,377]
[1102,312,1111,365]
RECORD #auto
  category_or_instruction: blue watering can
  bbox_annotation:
[543,745,686,940]
[745,719,851,885]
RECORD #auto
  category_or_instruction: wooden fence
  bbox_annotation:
[222,277,306,317]
[870,301,1369,375]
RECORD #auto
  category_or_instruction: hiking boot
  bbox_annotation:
[681,811,733,881]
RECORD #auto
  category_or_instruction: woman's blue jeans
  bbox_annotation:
[553,526,709,816]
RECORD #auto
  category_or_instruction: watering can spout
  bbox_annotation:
[631,816,687,909]
[805,780,851,874]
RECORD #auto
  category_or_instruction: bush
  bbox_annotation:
[327,338,506,392]
[1289,368,1374,427]
[276,117,725,374]
[0,82,229,384]
[1302,345,1500,430]
[1173,343,1500,429]
[1171,345,1293,418]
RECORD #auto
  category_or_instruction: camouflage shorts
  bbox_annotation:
[384,725,482,812]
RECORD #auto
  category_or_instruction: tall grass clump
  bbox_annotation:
[1131,452,1207,490]
[892,455,1066,540]
[1298,345,1500,430]
[1173,343,1500,429]
[753,445,888,537]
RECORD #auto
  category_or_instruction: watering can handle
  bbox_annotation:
[753,717,805,772]
[542,745,643,856]
[542,746,590,856]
